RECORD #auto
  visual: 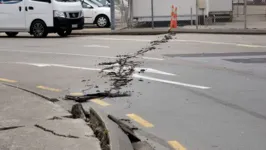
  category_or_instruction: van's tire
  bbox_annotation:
[31,20,48,38]
[5,32,19,37]
[95,15,110,28]
[57,29,72,37]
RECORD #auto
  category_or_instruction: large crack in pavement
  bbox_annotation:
[65,33,174,102]
[98,34,174,94]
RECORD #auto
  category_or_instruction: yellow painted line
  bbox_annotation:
[168,141,186,150]
[91,99,110,107]
[36,86,61,92]
[0,78,17,83]
[69,92,84,96]
[126,114,154,128]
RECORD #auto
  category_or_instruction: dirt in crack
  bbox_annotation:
[97,33,175,96]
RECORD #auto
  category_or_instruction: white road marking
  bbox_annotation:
[135,68,176,76]
[133,74,210,89]
[15,62,102,71]
[0,50,117,59]
[0,50,163,61]
[89,37,152,42]
[84,45,110,48]
[172,39,266,48]
[4,62,207,89]
[142,57,164,61]
[236,44,266,48]
[11,62,176,76]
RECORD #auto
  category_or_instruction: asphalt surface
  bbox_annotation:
[1,33,266,150]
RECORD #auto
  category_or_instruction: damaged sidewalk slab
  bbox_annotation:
[0,83,101,150]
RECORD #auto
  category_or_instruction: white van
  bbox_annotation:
[0,0,84,37]
[81,0,121,28]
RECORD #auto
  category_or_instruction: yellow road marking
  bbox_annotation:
[36,86,61,92]
[126,114,154,128]
[91,99,110,106]
[0,78,17,83]
[69,92,84,96]
[168,141,186,150]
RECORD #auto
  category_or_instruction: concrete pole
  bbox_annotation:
[129,0,133,28]
[110,0,115,30]
[151,0,154,29]
[196,0,199,29]
[244,0,247,29]
[191,7,193,25]
[237,0,240,17]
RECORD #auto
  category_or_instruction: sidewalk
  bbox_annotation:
[72,25,266,36]
[0,83,101,150]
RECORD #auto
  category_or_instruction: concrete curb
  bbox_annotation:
[89,107,134,150]
[2,83,59,103]
[72,28,266,36]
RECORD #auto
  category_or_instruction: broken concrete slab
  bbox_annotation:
[0,126,100,150]
[0,84,101,150]
[35,118,95,139]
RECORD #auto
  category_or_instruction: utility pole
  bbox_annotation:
[110,0,115,30]
[196,0,199,29]
[244,0,247,29]
[151,0,154,29]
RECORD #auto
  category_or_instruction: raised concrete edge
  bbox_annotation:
[2,82,59,103]
[89,107,134,150]
[72,28,266,35]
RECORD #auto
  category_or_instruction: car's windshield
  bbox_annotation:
[88,0,103,7]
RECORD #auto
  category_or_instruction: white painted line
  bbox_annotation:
[133,74,210,89]
[15,62,102,71]
[0,50,163,61]
[12,62,176,76]
[89,37,152,42]
[0,50,117,59]
[236,44,266,48]
[141,57,164,61]
[172,39,236,46]
[84,45,110,48]
[172,39,266,48]
[135,68,176,76]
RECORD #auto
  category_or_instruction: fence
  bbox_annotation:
[113,0,130,29]
[110,0,266,31]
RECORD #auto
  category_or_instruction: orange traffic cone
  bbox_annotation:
[169,5,177,31]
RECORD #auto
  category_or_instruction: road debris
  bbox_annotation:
[71,103,87,119]
[65,91,131,102]
[48,116,62,120]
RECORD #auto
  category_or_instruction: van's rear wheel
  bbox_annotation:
[5,32,18,37]
[57,29,72,37]
[31,20,48,38]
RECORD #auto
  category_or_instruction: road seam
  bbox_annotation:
[126,114,154,128]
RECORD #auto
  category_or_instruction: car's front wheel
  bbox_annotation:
[96,15,110,28]
[57,29,72,37]
[5,32,19,37]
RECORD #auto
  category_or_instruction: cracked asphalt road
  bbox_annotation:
[1,33,266,150]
